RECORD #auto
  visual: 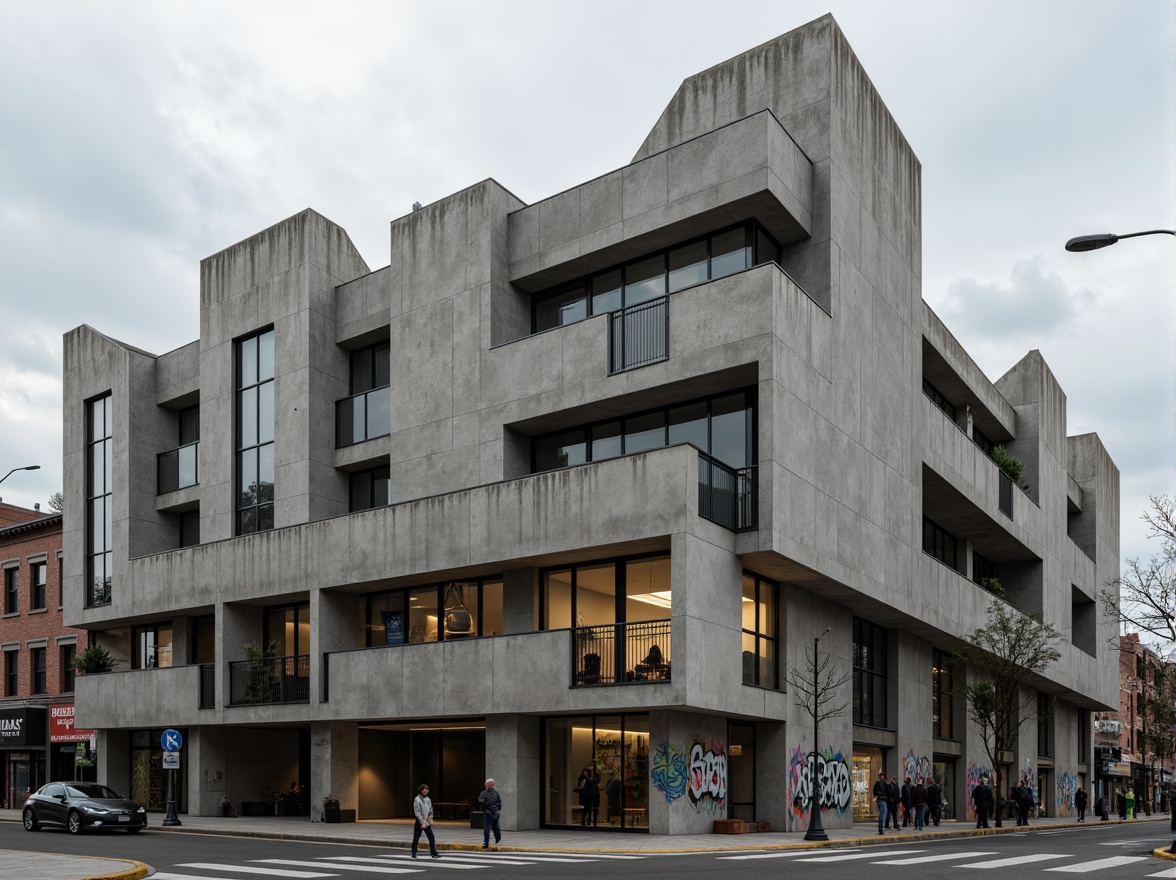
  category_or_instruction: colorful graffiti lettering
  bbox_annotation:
[651,741,687,804]
[965,761,993,821]
[687,740,727,814]
[787,745,852,830]
[902,749,932,783]
[1056,773,1078,815]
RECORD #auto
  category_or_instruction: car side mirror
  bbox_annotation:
[58,795,67,802]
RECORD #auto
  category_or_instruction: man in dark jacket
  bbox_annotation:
[886,776,900,829]
[973,776,994,828]
[901,776,913,827]
[1074,786,1088,822]
[1117,788,1128,820]
[927,776,943,826]
[1015,782,1033,826]
[873,772,889,834]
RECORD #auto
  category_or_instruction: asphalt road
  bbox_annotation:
[1,819,1173,880]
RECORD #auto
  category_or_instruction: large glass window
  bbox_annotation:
[933,649,953,739]
[158,405,200,494]
[132,623,173,669]
[30,562,46,611]
[533,388,754,473]
[543,714,650,830]
[923,517,958,570]
[236,329,275,535]
[532,221,781,332]
[541,555,671,630]
[86,393,113,606]
[853,617,888,728]
[365,577,504,646]
[741,573,779,688]
[3,567,16,614]
[338,341,391,447]
[265,604,310,657]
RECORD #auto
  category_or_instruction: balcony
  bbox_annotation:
[228,654,310,706]
[157,442,199,494]
[336,386,390,447]
[609,296,668,373]
[698,452,757,531]
[572,619,671,686]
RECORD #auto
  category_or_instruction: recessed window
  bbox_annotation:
[350,466,391,512]
[132,623,173,669]
[61,644,76,693]
[236,329,275,535]
[179,510,200,548]
[923,517,958,570]
[366,577,504,646]
[337,341,391,447]
[853,617,888,728]
[742,573,779,689]
[3,568,16,614]
[922,379,956,421]
[30,647,46,694]
[86,393,113,606]
[4,651,16,696]
[933,649,953,738]
[30,562,46,611]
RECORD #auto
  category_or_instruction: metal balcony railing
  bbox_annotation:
[157,442,199,494]
[199,663,215,709]
[336,386,391,447]
[571,619,671,687]
[698,452,757,531]
[228,654,310,706]
[998,470,1014,520]
[609,296,668,373]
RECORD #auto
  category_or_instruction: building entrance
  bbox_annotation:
[358,722,486,821]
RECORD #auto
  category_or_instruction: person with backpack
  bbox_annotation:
[927,776,943,826]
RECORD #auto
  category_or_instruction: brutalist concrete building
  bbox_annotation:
[63,15,1119,833]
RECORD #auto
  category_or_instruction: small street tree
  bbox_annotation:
[1102,495,1176,650]
[1139,657,1175,813]
[954,600,1063,827]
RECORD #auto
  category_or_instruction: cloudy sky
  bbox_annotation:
[1,0,1172,570]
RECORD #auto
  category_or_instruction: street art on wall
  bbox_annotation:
[687,739,727,814]
[651,741,687,804]
[788,745,852,830]
[965,761,993,821]
[1056,773,1078,815]
[902,749,931,783]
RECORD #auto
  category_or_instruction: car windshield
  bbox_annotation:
[65,784,123,799]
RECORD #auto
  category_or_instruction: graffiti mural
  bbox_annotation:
[1056,773,1078,816]
[686,739,727,814]
[788,745,852,830]
[651,741,687,804]
[902,749,932,783]
[965,761,993,821]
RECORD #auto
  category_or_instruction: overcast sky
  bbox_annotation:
[1,0,1172,572]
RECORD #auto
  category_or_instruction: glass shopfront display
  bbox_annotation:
[933,758,956,820]
[544,714,649,830]
[852,746,884,819]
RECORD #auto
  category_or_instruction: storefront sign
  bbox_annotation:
[0,706,47,747]
[49,703,94,743]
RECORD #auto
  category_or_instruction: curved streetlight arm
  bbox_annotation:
[1066,229,1175,252]
[0,465,41,486]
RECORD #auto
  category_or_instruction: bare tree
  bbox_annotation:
[1103,496,1176,650]
[954,600,1063,827]
[48,491,63,513]
[787,646,852,730]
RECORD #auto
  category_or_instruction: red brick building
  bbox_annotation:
[0,501,94,808]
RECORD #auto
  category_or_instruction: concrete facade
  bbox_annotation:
[62,15,1118,833]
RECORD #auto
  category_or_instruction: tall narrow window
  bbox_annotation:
[853,617,888,728]
[30,562,46,611]
[337,341,391,447]
[61,644,76,693]
[31,647,46,694]
[86,393,113,606]
[932,649,953,738]
[3,650,16,696]
[236,329,275,535]
[3,568,16,614]
[741,573,779,688]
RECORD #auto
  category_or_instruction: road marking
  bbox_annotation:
[158,874,337,880]
[872,851,998,865]
[444,852,644,859]
[371,854,556,866]
[259,860,420,874]
[1146,867,1176,878]
[795,850,925,862]
[718,849,860,860]
[332,856,483,870]
[1044,856,1148,872]
[960,854,1070,869]
[1098,839,1150,846]
[179,866,339,878]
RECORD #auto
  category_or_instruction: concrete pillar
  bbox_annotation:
[756,719,790,831]
[188,725,228,816]
[485,714,539,830]
[310,721,358,822]
[502,568,538,635]
[97,729,129,794]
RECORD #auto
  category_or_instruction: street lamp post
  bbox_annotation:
[0,465,40,486]
[805,626,833,842]
[1065,229,1175,252]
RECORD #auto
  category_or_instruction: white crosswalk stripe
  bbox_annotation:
[794,850,926,862]
[871,851,998,865]
[718,849,861,860]
[159,874,339,880]
[258,860,419,874]
[1098,839,1149,846]
[178,865,340,878]
[330,856,481,870]
[1146,867,1176,878]
[960,853,1070,869]
[1043,856,1149,872]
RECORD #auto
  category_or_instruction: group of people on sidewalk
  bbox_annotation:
[410,778,504,858]
[872,772,944,834]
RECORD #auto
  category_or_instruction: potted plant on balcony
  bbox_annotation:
[990,445,1029,491]
[72,645,115,675]
[244,640,282,703]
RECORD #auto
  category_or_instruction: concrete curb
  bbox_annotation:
[1153,847,1176,861]
[2,848,149,880]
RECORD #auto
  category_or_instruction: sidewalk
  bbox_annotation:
[0,809,1167,878]
[0,847,147,880]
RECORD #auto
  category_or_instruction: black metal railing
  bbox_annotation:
[998,470,1014,519]
[228,654,310,706]
[336,386,391,447]
[157,441,200,494]
[572,619,671,687]
[609,296,668,373]
[199,663,215,709]
[698,452,757,531]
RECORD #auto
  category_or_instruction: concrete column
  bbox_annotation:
[756,720,790,831]
[501,568,537,635]
[188,726,228,816]
[310,721,358,822]
[485,714,540,830]
[894,631,934,785]
[97,729,129,794]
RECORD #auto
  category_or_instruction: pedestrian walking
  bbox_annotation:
[887,776,900,829]
[1074,786,1088,822]
[478,778,503,849]
[1117,788,1127,820]
[411,784,442,859]
[901,776,913,827]
[927,776,943,826]
[873,772,889,834]
[1015,781,1032,826]
[912,778,927,831]
[1127,789,1136,819]
[1095,792,1108,821]
[973,775,993,829]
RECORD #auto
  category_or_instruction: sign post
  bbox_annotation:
[161,728,183,827]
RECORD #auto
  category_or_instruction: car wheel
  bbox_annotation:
[22,808,38,832]
[67,810,83,834]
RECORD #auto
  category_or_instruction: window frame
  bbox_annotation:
[235,328,276,535]
[30,646,47,695]
[85,393,113,607]
[365,576,505,647]
[932,648,953,739]
[61,644,76,693]
[3,650,16,696]
[349,465,392,512]
[30,561,46,611]
[3,567,17,614]
[923,516,959,570]
[741,572,780,689]
[538,553,671,632]
[131,622,174,670]
[853,617,889,729]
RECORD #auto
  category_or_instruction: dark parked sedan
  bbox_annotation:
[23,782,148,834]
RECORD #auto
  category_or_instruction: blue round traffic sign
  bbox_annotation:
[161,728,183,752]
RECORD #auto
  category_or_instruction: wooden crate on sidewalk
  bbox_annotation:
[713,818,749,834]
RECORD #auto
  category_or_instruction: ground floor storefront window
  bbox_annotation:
[852,746,884,818]
[933,757,955,820]
[544,714,649,830]
[130,729,185,812]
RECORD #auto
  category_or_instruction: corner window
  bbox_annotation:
[132,623,173,669]
[86,393,113,606]
[30,562,46,611]
[853,617,888,728]
[741,573,779,688]
[236,329,275,535]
